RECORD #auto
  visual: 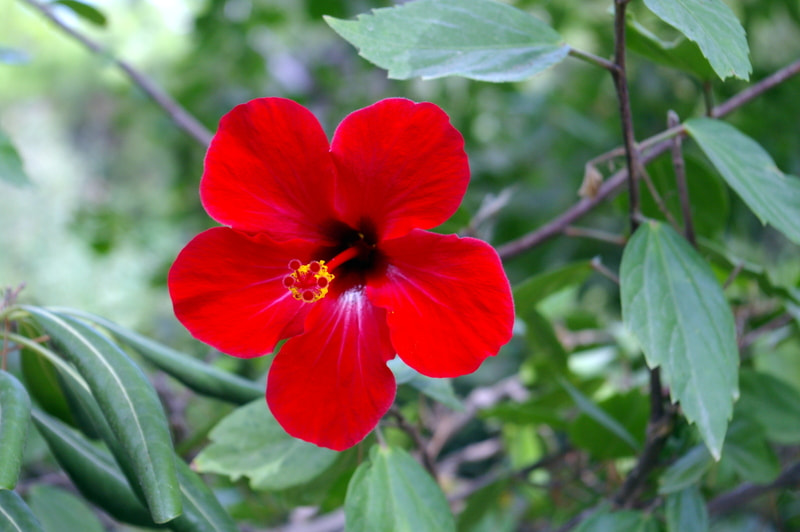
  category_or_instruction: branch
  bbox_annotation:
[668,110,696,246]
[611,0,642,233]
[568,48,620,73]
[708,461,800,517]
[21,0,214,147]
[497,57,800,261]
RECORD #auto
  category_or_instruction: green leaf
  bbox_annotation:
[52,0,107,27]
[659,445,714,494]
[568,390,649,459]
[513,261,593,309]
[737,369,800,444]
[0,130,31,187]
[55,308,263,405]
[642,0,750,80]
[345,445,455,532]
[325,0,569,82]
[193,400,338,491]
[574,507,659,532]
[0,490,45,532]
[457,480,516,532]
[0,371,31,489]
[561,379,640,452]
[519,307,569,377]
[31,409,158,528]
[686,118,800,245]
[22,306,181,523]
[720,415,780,484]
[626,18,715,80]
[620,221,738,459]
[388,358,463,411]
[27,486,104,532]
[665,486,709,532]
[19,335,76,427]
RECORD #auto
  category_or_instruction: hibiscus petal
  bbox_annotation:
[267,288,396,451]
[168,227,314,358]
[201,98,338,243]
[368,229,514,378]
[330,99,469,241]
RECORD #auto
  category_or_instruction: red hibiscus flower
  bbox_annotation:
[168,98,514,450]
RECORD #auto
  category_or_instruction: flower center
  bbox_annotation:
[283,260,334,303]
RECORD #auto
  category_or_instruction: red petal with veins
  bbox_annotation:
[267,288,396,451]
[330,98,469,241]
[201,98,338,243]
[368,229,514,377]
[168,227,313,358]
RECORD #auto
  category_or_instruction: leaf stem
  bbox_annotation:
[668,111,697,246]
[568,47,620,73]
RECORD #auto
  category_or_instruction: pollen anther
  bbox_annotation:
[284,259,334,303]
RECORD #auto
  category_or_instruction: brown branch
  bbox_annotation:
[564,226,627,246]
[387,406,438,480]
[738,312,795,350]
[590,257,620,285]
[568,48,620,73]
[668,110,696,247]
[21,0,214,147]
[611,0,641,233]
[708,461,800,517]
[497,57,800,261]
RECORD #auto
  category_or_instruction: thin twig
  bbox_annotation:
[590,257,620,285]
[640,165,681,229]
[564,226,627,246]
[568,48,620,73]
[497,58,800,261]
[21,0,214,147]
[708,461,800,517]
[738,312,795,350]
[611,0,641,233]
[702,81,714,117]
[722,262,745,290]
[668,110,696,246]
[387,406,438,480]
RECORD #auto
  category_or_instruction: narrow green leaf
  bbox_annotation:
[686,118,800,245]
[514,261,593,309]
[345,445,456,532]
[325,0,569,82]
[52,0,107,27]
[388,358,462,411]
[193,400,338,491]
[642,0,750,80]
[620,221,738,459]
[665,486,709,532]
[568,390,649,459]
[0,490,45,532]
[0,371,31,489]
[19,336,76,426]
[560,379,640,452]
[48,355,238,532]
[626,18,715,80]
[520,307,569,377]
[55,308,263,405]
[31,409,158,528]
[22,306,181,523]
[737,369,800,444]
[659,445,713,494]
[27,486,104,532]
[0,130,31,187]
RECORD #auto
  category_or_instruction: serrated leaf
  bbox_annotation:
[193,400,337,491]
[52,0,107,27]
[0,130,31,187]
[514,261,593,309]
[620,222,738,459]
[56,308,263,405]
[22,306,181,523]
[0,490,45,532]
[666,486,709,532]
[737,369,800,444]
[345,445,455,532]
[626,18,715,80]
[642,0,750,80]
[686,118,800,245]
[388,358,462,411]
[659,445,714,494]
[27,486,104,532]
[569,390,649,459]
[325,0,569,82]
[0,371,31,489]
[720,415,780,484]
